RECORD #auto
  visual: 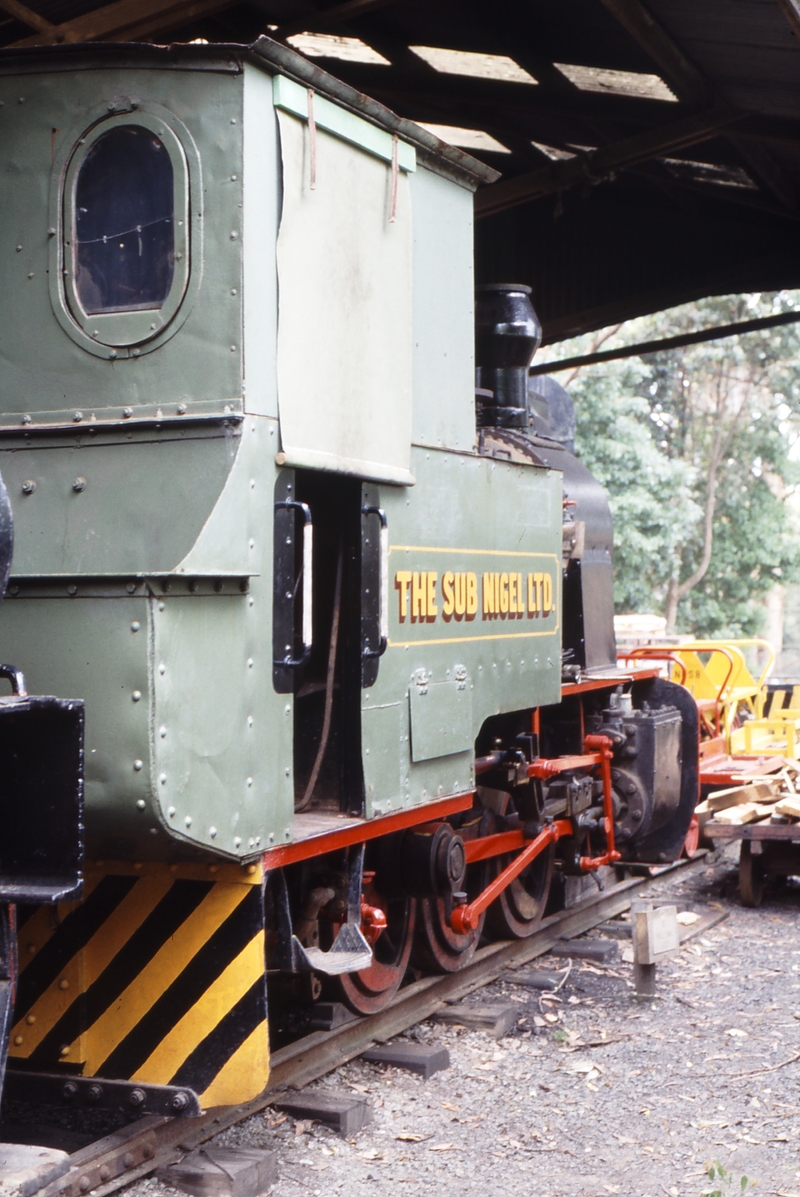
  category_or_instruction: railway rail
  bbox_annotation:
[35,852,710,1197]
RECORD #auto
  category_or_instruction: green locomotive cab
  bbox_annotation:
[0,39,696,1112]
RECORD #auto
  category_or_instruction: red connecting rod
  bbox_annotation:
[450,735,620,935]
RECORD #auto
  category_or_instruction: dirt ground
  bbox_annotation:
[129,845,800,1197]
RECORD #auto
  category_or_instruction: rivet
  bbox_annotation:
[27,272,33,279]
[231,288,237,296]
[127,583,137,594]
[158,600,165,611]
[132,349,140,357]
[177,402,187,415]
[230,117,236,124]
[110,350,117,359]
[247,658,253,668]
[150,322,157,331]
[58,978,69,990]
[247,777,253,788]
[26,1014,35,1025]
[159,663,166,675]
[247,864,257,874]
[132,690,141,702]
[247,715,254,727]
[160,772,167,785]
[67,584,78,596]
[99,1167,111,1182]
[13,1035,23,1046]
[284,766,290,777]
[159,725,167,738]
[168,806,175,817]
[73,412,83,422]
[230,230,238,239]
[184,815,192,827]
[21,414,31,425]
[136,799,146,810]
[123,406,133,418]
[209,826,217,837]
[60,1045,70,1056]
[134,759,143,771]
[72,477,86,492]
[230,345,236,352]
[231,174,237,181]
[21,480,35,495]
[122,1154,135,1170]
[27,943,36,956]
[131,620,140,631]
[15,244,22,252]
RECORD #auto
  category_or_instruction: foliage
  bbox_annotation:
[700,1160,754,1196]
[551,290,800,636]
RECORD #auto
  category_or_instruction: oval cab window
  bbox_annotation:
[56,108,197,355]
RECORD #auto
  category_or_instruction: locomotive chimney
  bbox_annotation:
[475,284,542,429]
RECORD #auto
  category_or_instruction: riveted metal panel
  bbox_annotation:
[409,678,473,762]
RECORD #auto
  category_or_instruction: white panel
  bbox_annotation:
[410,168,476,452]
[243,66,280,417]
[276,109,414,485]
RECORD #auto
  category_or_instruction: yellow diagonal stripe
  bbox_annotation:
[77,882,251,1075]
[10,875,174,1057]
[132,931,265,1086]
[199,1021,270,1108]
[17,874,103,976]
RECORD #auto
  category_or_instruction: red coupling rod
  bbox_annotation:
[450,818,573,934]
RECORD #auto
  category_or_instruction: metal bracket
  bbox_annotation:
[4,1069,201,1117]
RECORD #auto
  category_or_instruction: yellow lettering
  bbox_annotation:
[454,573,466,617]
[535,572,543,615]
[508,572,517,613]
[543,572,553,615]
[517,573,524,617]
[412,571,426,621]
[527,572,537,615]
[442,571,455,619]
[499,572,509,615]
[427,572,438,619]
[395,570,411,621]
[482,572,496,617]
[466,573,477,618]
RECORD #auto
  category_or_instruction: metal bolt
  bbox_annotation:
[62,1081,78,1099]
[171,1091,190,1112]
[129,1088,146,1107]
[72,477,86,492]
[21,480,35,494]
[87,1084,103,1104]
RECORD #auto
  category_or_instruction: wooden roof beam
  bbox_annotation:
[0,0,53,34]
[273,0,401,41]
[10,0,235,46]
[474,106,741,218]
[598,0,798,211]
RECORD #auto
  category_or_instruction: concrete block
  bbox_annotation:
[552,938,619,963]
[432,1003,517,1039]
[361,1042,450,1078]
[308,1002,358,1032]
[504,969,562,991]
[633,905,679,964]
[275,1091,371,1136]
[0,1144,69,1197]
[158,1148,277,1197]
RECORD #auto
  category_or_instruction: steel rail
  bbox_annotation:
[40,852,709,1197]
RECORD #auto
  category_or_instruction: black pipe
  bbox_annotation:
[476,284,542,429]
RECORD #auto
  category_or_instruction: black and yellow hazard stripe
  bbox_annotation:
[11,862,269,1107]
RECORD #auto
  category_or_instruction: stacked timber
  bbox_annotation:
[699,766,800,832]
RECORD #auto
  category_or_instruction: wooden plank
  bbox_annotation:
[274,0,401,40]
[775,795,800,819]
[713,802,776,825]
[706,779,780,812]
[597,0,708,103]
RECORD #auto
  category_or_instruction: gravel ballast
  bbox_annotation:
[122,849,800,1197]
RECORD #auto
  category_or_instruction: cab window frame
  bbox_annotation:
[50,103,201,359]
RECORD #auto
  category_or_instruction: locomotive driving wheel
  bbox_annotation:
[485,842,555,939]
[337,881,416,1014]
[414,892,485,972]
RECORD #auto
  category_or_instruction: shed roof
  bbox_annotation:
[2,0,799,341]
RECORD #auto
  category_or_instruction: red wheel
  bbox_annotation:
[682,814,700,859]
[412,891,485,973]
[485,843,554,939]
[337,886,416,1014]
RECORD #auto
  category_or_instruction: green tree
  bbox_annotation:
[548,290,800,637]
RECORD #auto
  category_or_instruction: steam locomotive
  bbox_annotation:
[0,36,697,1115]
